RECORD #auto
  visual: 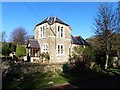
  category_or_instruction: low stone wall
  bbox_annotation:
[13,63,64,74]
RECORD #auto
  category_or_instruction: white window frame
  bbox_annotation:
[57,44,64,55]
[39,26,45,38]
[57,25,64,38]
[41,43,48,53]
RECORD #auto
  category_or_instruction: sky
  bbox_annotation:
[2,2,118,41]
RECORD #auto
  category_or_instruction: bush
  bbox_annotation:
[68,46,95,70]
[92,64,107,74]
[2,56,13,62]
[16,45,26,58]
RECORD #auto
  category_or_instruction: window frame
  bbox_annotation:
[57,44,64,56]
[41,43,48,53]
[57,25,64,38]
[39,26,45,38]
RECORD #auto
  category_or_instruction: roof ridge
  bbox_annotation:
[36,16,69,26]
[47,17,50,21]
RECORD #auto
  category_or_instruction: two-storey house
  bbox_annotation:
[26,16,89,63]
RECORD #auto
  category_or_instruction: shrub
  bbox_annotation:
[16,45,26,58]
[69,46,95,69]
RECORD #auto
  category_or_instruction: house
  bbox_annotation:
[71,35,90,48]
[26,16,89,63]
[26,39,40,62]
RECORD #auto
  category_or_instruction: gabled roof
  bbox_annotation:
[36,16,69,26]
[28,39,40,48]
[71,35,90,46]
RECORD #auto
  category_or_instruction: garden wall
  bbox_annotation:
[12,63,64,74]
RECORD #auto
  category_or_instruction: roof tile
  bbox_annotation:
[71,35,90,46]
[36,16,69,26]
[28,39,40,48]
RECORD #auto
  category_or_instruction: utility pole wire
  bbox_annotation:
[23,2,40,20]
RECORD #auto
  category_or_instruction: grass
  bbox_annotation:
[107,68,120,73]
[61,65,120,88]
[3,71,69,89]
[3,61,120,89]
[3,67,120,89]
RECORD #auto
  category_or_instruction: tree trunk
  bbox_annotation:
[117,51,120,60]
[105,53,109,69]
[5,56,7,61]
[117,51,120,66]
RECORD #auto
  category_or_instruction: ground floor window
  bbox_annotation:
[57,44,64,55]
[41,44,48,53]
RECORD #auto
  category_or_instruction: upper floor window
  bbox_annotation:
[57,44,64,55]
[39,26,45,38]
[57,26,64,38]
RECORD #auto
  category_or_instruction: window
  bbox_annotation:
[41,44,48,53]
[57,26,64,38]
[43,26,44,36]
[57,44,64,55]
[39,26,45,38]
[58,45,60,54]
[61,27,63,37]
[40,27,42,37]
[61,45,63,54]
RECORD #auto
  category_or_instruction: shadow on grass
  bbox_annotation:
[2,61,53,90]
[3,72,54,90]
[3,71,57,90]
[2,61,120,90]
[2,62,68,90]
[61,65,120,89]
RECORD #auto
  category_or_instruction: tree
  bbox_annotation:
[86,36,101,51]
[16,45,26,58]
[2,43,16,56]
[2,43,11,57]
[93,3,118,69]
[9,43,16,52]
[113,1,120,62]
[26,35,34,39]
[0,31,7,42]
[69,46,95,70]
[117,1,120,33]
[117,1,120,59]
[10,27,27,45]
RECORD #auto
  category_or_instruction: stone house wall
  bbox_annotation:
[34,22,72,63]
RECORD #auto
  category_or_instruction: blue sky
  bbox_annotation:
[2,2,118,41]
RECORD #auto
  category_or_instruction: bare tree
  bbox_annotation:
[10,27,27,45]
[93,3,118,69]
[117,1,120,33]
[115,1,120,61]
[0,31,6,42]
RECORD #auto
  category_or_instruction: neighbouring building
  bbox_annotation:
[26,16,89,63]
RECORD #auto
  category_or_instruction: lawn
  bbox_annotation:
[61,66,120,88]
[2,61,120,89]
[3,71,69,90]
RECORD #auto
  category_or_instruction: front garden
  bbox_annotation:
[2,60,120,89]
[2,61,69,89]
[3,71,68,89]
